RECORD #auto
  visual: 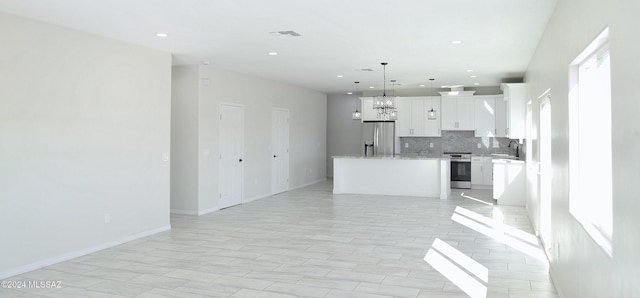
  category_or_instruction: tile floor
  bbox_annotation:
[4,181,557,298]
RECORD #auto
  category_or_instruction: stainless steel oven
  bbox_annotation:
[444,152,472,189]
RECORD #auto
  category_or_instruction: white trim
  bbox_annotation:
[197,207,219,216]
[0,225,171,279]
[170,209,198,215]
[289,178,327,191]
[244,193,273,204]
[244,179,327,204]
[549,265,566,298]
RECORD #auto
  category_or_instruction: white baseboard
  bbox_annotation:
[0,225,171,280]
[290,178,327,191]
[197,207,219,216]
[244,193,272,204]
[549,265,565,298]
[240,179,328,206]
[170,209,198,215]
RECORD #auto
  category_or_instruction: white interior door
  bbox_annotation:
[539,94,552,248]
[272,108,290,194]
[219,104,244,209]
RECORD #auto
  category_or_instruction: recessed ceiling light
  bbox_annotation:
[202,61,210,65]
[470,75,477,78]
[347,92,353,95]
[467,69,474,72]
[156,33,168,38]
[369,86,375,89]
[474,83,480,86]
[451,40,462,44]
[337,75,343,78]
[420,84,425,87]
[268,52,278,56]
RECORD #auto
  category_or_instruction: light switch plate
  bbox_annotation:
[430,143,434,148]
[404,143,409,148]
[477,143,481,148]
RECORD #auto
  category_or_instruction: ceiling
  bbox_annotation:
[0,0,557,94]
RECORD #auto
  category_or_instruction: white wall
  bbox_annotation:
[171,66,327,214]
[525,0,640,296]
[170,66,200,213]
[0,13,172,278]
[326,94,365,177]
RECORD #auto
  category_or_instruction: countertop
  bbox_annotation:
[492,158,525,164]
[332,155,448,160]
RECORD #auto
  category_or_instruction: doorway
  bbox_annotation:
[272,108,290,194]
[219,103,244,209]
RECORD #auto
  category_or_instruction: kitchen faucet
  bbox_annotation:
[508,140,520,158]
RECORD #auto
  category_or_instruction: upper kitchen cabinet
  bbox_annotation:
[423,96,442,137]
[360,97,377,121]
[361,97,397,121]
[494,95,507,137]
[499,83,527,139]
[397,97,424,136]
[474,95,496,137]
[440,91,475,131]
[397,96,441,137]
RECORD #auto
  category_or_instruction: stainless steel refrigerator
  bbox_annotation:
[362,121,395,156]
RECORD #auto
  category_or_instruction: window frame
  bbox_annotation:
[568,27,613,257]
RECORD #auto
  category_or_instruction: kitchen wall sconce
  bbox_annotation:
[427,78,437,120]
[372,62,397,120]
[352,81,362,120]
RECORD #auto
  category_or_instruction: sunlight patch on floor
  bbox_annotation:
[452,206,547,261]
[460,192,494,206]
[425,238,488,298]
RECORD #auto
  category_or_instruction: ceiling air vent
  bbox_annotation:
[357,68,375,72]
[270,30,302,37]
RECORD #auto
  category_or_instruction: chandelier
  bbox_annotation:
[372,62,397,120]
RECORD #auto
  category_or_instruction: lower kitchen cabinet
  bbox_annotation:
[471,156,493,188]
[493,159,525,206]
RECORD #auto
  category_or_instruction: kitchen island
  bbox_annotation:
[333,156,450,200]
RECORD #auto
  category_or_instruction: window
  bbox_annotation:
[568,28,612,256]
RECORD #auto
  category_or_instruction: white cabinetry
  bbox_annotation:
[440,91,475,131]
[471,156,493,187]
[474,96,496,137]
[424,97,441,137]
[494,95,507,137]
[360,97,377,121]
[493,160,525,206]
[397,97,424,136]
[397,96,441,137]
[499,83,527,139]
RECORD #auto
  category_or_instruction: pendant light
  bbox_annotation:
[427,78,437,120]
[372,62,397,120]
[351,81,361,120]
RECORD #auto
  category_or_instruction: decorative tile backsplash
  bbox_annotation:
[400,131,520,156]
